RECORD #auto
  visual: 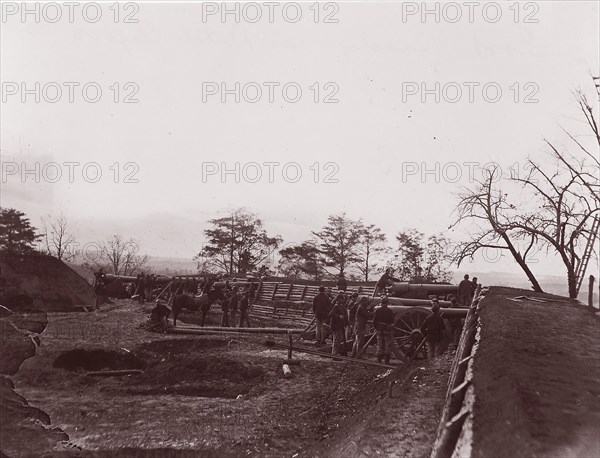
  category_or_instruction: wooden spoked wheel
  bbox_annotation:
[392,307,431,359]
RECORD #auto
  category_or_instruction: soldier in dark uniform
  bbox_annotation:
[137,273,146,304]
[221,288,231,327]
[347,292,359,340]
[336,274,348,292]
[373,297,395,364]
[94,268,107,310]
[421,302,446,358]
[458,274,472,306]
[375,269,399,297]
[329,299,348,356]
[238,288,251,328]
[148,300,171,333]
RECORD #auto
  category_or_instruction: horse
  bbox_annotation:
[171,287,225,326]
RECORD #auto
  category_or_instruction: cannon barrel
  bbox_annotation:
[103,274,172,283]
[360,296,469,318]
[212,281,257,288]
[385,297,452,307]
[388,305,468,318]
[102,274,256,286]
[387,281,458,297]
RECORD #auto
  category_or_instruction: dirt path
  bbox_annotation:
[13,300,451,456]
[311,355,452,458]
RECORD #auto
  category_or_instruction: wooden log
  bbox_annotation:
[265,340,398,369]
[86,369,143,377]
[356,332,377,359]
[155,281,173,301]
[300,285,308,301]
[283,364,292,378]
[171,326,304,335]
[589,275,596,309]
[271,283,279,301]
[299,316,316,337]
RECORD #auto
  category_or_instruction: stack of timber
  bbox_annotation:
[255,282,376,303]
[251,302,313,328]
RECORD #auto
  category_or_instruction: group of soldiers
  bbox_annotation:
[218,283,257,328]
[311,273,480,364]
[457,274,479,306]
[312,287,407,364]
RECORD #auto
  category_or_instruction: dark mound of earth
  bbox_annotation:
[54,349,145,372]
[1,254,95,311]
[127,356,265,398]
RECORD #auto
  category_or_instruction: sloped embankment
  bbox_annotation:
[1,254,96,312]
[471,287,600,457]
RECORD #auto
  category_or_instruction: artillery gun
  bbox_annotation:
[360,280,467,359]
[385,281,458,300]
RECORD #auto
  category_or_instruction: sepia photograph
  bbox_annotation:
[1,1,599,457]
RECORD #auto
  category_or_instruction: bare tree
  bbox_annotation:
[41,213,77,261]
[452,166,553,293]
[97,234,149,276]
[508,89,600,298]
[452,84,599,298]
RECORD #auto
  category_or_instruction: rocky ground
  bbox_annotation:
[9,300,452,457]
[0,308,71,457]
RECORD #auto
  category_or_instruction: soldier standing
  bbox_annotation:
[421,301,446,358]
[471,277,479,298]
[221,290,230,327]
[137,273,147,304]
[352,297,373,358]
[347,292,359,340]
[336,274,348,292]
[94,269,106,310]
[457,274,472,306]
[238,289,251,328]
[373,297,395,364]
[229,286,239,325]
[312,286,331,345]
[329,299,348,356]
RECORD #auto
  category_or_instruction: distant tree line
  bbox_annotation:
[195,208,453,282]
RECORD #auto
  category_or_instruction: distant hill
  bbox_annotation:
[68,256,198,279]
[144,256,198,275]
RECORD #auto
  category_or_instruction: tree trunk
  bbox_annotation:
[517,257,544,293]
[567,268,577,299]
[502,234,544,293]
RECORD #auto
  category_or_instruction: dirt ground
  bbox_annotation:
[472,287,600,458]
[12,300,451,457]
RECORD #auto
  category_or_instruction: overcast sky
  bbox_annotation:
[1,1,599,279]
